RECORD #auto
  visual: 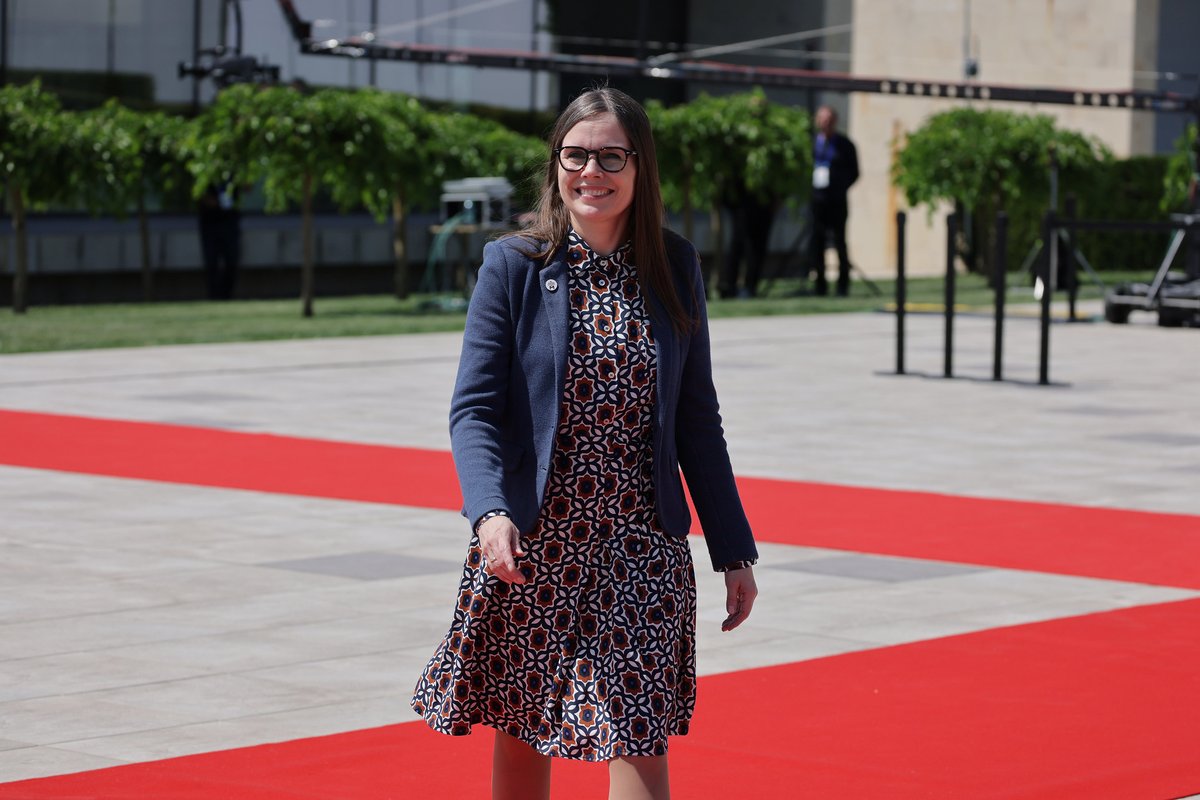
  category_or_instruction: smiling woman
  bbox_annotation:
[410,88,760,800]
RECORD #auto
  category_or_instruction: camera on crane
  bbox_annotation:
[179,46,280,88]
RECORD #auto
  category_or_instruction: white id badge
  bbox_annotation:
[813,165,830,189]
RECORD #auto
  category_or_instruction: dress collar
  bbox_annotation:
[565,229,632,274]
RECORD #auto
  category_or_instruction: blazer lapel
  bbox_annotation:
[539,249,570,399]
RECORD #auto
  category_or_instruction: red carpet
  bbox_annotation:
[4,598,1199,799]
[3,409,1198,589]
[735,476,1200,591]
[0,409,462,511]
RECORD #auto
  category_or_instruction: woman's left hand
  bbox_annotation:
[721,566,757,632]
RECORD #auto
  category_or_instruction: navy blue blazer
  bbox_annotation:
[449,229,758,570]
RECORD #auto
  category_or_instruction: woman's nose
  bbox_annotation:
[580,153,604,175]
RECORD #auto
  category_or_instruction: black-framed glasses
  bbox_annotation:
[555,146,637,173]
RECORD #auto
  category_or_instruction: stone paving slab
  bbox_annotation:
[1,309,1198,782]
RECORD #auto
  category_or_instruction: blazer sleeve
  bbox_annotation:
[673,247,759,570]
[449,240,514,529]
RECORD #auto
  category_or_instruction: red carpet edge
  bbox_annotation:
[3,408,1199,589]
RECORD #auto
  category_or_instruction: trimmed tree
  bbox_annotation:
[121,105,193,300]
[893,107,1110,276]
[69,101,191,300]
[650,90,812,293]
[363,91,441,300]
[1163,122,1198,213]
[0,81,64,313]
[193,84,393,317]
[427,110,547,207]
[369,99,545,298]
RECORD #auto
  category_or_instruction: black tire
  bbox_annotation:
[1104,300,1131,324]
[1157,307,1186,328]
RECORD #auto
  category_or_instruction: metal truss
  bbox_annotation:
[274,0,1198,115]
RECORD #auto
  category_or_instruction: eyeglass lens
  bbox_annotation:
[559,147,631,173]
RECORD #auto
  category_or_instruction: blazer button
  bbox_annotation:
[545,278,559,292]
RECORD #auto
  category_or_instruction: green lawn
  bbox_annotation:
[0,271,1127,355]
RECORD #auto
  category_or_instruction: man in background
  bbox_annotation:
[808,105,859,296]
[197,184,241,300]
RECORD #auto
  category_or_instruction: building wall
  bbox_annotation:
[6,0,214,105]
[3,0,555,110]
[1154,0,1200,153]
[847,0,1164,277]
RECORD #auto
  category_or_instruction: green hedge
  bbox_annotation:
[420,98,556,140]
[7,68,156,110]
[997,155,1171,275]
[1073,156,1172,273]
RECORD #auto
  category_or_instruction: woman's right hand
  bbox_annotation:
[479,516,527,584]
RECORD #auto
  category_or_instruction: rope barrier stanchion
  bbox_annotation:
[944,212,957,379]
[1039,210,1056,386]
[993,211,1008,382]
[896,210,907,375]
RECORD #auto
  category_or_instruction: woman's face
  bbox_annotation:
[556,112,637,241]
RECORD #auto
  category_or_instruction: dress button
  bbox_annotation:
[545,278,558,292]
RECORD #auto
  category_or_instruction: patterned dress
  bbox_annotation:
[412,232,698,761]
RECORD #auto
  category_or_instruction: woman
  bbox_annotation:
[412,88,759,800]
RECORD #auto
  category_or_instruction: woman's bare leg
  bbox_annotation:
[608,754,670,800]
[492,730,551,800]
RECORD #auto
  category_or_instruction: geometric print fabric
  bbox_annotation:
[411,231,698,760]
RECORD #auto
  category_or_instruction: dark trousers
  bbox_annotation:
[199,215,241,300]
[720,199,775,298]
[809,197,851,296]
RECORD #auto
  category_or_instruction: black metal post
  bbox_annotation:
[993,211,1007,381]
[896,211,907,375]
[527,0,537,112]
[944,212,957,379]
[191,0,203,114]
[1039,210,1055,385]
[229,0,243,54]
[369,0,378,86]
[1063,194,1079,321]
[1,0,8,87]
[107,0,117,74]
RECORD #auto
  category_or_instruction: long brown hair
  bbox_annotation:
[510,88,695,335]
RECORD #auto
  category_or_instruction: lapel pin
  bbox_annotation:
[545,278,559,292]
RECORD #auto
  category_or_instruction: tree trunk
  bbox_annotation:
[9,184,28,314]
[137,191,154,301]
[392,187,409,300]
[300,173,315,318]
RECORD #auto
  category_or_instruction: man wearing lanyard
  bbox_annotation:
[808,105,859,296]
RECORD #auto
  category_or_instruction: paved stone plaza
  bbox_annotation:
[1,306,1198,784]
